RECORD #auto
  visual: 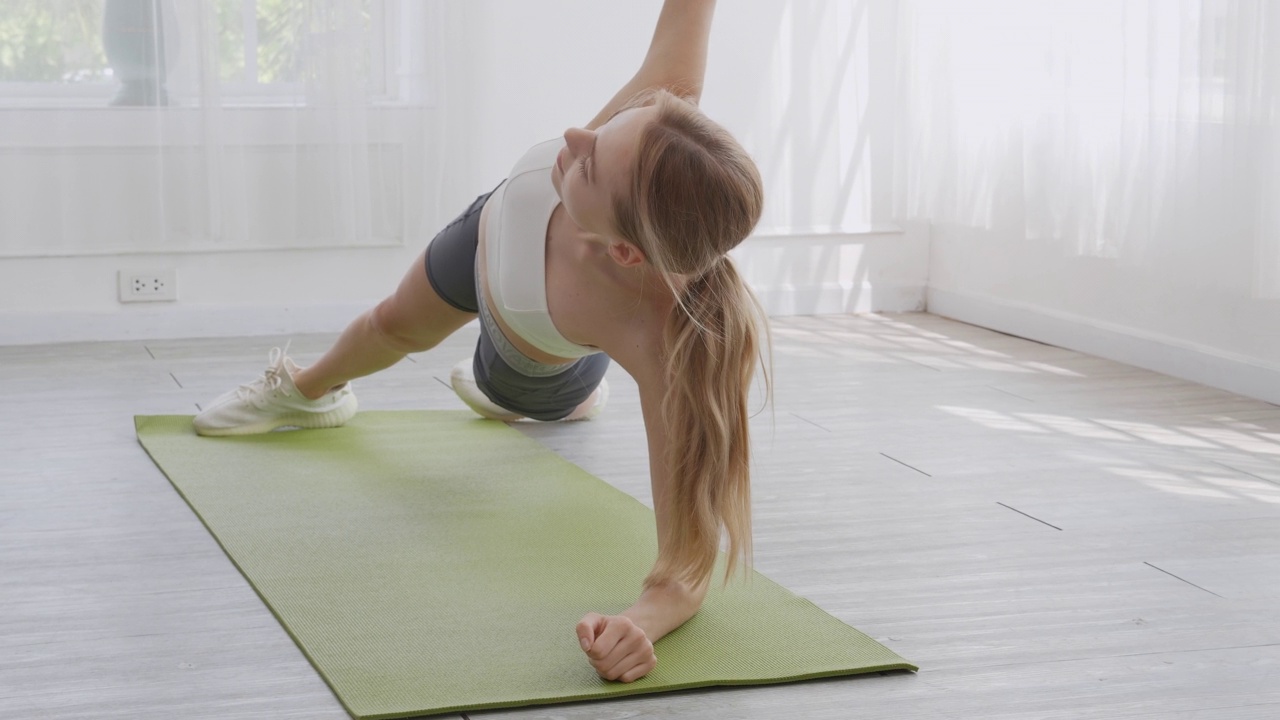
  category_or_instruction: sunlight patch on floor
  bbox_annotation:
[1093,420,1219,448]
[1016,413,1132,441]
[1107,468,1236,500]
[1178,426,1280,455]
[937,405,1047,433]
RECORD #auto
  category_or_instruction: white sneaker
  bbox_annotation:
[194,348,358,436]
[562,378,609,421]
[449,358,608,422]
[450,359,524,422]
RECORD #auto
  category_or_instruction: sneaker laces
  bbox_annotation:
[235,344,291,400]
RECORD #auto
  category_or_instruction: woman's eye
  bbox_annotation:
[578,156,589,179]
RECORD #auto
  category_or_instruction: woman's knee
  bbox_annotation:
[368,297,443,354]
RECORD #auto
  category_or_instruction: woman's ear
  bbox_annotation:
[608,240,647,267]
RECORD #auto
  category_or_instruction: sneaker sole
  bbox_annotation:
[562,379,609,422]
[450,362,524,422]
[194,400,358,437]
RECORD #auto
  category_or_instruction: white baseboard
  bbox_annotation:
[0,303,373,346]
[12,286,1274,409]
[0,280,928,347]
[754,281,927,316]
[928,287,1280,406]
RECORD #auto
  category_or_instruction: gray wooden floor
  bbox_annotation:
[3,312,1279,719]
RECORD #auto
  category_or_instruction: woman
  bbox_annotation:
[194,0,768,684]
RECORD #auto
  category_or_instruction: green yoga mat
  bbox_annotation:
[136,411,915,719]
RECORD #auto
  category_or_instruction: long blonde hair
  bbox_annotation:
[612,90,771,590]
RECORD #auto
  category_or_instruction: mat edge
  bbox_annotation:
[353,664,919,720]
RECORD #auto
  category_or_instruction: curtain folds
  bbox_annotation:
[4,0,1276,304]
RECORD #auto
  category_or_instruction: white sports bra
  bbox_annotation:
[484,138,601,359]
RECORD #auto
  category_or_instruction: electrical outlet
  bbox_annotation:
[118,269,178,303]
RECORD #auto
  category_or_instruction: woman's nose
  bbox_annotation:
[564,126,592,154]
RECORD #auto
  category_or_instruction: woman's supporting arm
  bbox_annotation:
[574,360,710,682]
[585,0,718,130]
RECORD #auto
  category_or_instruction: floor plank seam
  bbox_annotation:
[1143,562,1224,598]
[927,641,1280,673]
[789,413,832,433]
[1214,461,1280,487]
[995,502,1063,531]
[901,357,943,372]
[879,453,931,477]
[987,385,1034,402]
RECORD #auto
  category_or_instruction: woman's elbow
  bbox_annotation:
[653,577,710,616]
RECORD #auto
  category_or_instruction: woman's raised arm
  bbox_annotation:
[585,0,718,130]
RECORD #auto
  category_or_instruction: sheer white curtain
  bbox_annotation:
[709,0,901,237]
[895,0,1280,297]
[0,0,436,257]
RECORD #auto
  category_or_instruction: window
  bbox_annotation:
[0,0,112,105]
[213,0,387,104]
[0,0,408,108]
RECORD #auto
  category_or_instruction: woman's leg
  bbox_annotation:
[292,248,476,399]
[291,189,493,399]
[194,193,490,436]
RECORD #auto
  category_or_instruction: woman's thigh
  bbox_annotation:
[371,192,491,350]
[368,249,474,352]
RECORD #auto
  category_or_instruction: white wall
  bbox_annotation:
[927,220,1280,405]
[897,0,1280,405]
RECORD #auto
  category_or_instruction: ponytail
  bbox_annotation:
[644,256,771,590]
[609,89,771,591]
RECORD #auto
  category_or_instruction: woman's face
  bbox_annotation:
[551,105,657,240]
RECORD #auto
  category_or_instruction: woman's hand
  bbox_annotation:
[575,612,658,682]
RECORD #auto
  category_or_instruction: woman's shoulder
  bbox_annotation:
[507,138,564,178]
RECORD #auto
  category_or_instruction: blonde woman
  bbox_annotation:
[195,0,768,683]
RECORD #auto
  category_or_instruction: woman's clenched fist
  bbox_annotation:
[575,612,657,682]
